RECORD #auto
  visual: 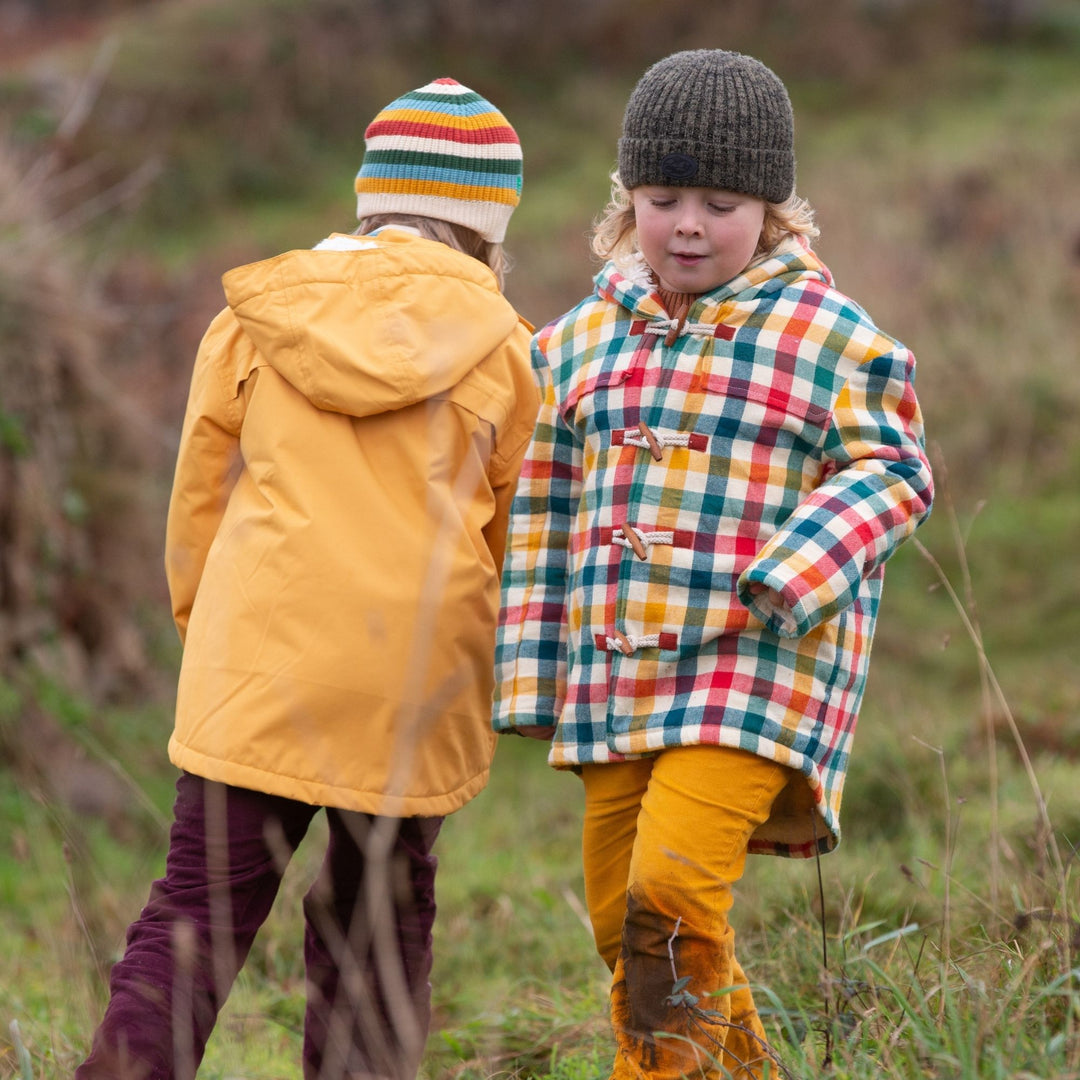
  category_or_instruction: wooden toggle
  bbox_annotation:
[622,525,648,560]
[637,420,664,461]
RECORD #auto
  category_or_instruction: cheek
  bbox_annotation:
[727,218,765,261]
[742,226,764,257]
[743,210,767,252]
[636,218,667,261]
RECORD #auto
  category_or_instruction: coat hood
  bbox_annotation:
[220,229,523,418]
[594,235,834,321]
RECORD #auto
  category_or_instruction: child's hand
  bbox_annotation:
[512,725,557,740]
[748,582,786,608]
[746,581,799,636]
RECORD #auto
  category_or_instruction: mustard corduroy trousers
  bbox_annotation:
[581,745,790,1079]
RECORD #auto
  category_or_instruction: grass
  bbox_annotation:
[2,488,1078,1077]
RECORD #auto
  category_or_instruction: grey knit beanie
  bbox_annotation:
[618,49,795,203]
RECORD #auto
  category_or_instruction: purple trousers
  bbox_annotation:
[75,772,443,1080]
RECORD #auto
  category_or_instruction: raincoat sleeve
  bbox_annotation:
[738,344,934,638]
[482,337,543,577]
[492,341,581,730]
[164,309,248,644]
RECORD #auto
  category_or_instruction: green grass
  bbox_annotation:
[4,656,1075,1071]
[3,506,1078,1078]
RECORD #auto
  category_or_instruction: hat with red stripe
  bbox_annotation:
[355,78,523,243]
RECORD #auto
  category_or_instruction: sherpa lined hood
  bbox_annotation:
[595,234,834,322]
[221,228,522,418]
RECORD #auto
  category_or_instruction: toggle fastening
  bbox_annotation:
[637,421,664,461]
[614,524,675,560]
[615,426,708,455]
[593,630,679,654]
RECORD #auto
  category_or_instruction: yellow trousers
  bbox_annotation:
[581,745,790,1080]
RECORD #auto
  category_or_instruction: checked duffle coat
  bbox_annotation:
[493,237,934,856]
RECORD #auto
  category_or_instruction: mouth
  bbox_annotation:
[671,252,705,265]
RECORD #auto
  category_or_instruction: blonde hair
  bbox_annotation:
[356,213,510,290]
[590,173,819,267]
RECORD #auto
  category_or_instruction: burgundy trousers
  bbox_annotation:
[75,772,443,1080]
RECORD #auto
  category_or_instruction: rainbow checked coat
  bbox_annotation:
[493,237,933,857]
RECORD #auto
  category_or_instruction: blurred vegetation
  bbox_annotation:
[0,0,1078,1076]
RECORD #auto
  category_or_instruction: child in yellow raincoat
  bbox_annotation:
[77,78,539,1080]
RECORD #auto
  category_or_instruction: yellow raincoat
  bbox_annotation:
[165,229,539,816]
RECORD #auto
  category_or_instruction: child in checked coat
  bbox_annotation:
[77,79,539,1080]
[494,50,934,1078]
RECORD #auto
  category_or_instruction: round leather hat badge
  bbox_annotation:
[660,152,699,181]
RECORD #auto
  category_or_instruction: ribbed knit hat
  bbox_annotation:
[618,50,795,203]
[354,78,522,243]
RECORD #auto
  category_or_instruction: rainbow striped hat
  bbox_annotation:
[355,78,523,243]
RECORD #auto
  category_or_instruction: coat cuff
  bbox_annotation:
[737,567,816,639]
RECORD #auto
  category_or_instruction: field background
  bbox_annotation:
[1,0,1079,1077]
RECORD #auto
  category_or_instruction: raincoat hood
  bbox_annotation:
[221,228,522,419]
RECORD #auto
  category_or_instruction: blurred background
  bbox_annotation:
[1,0,1078,1075]
[1,0,1078,731]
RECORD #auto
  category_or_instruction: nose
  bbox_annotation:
[674,207,703,236]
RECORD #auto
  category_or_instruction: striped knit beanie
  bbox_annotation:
[618,50,795,203]
[355,78,522,244]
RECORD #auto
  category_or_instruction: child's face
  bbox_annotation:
[631,186,766,294]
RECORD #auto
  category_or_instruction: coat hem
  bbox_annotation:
[168,738,488,818]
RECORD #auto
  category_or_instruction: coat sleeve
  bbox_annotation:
[492,341,581,731]
[737,345,933,638]
[164,308,249,644]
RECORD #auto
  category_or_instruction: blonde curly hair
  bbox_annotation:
[590,174,819,268]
